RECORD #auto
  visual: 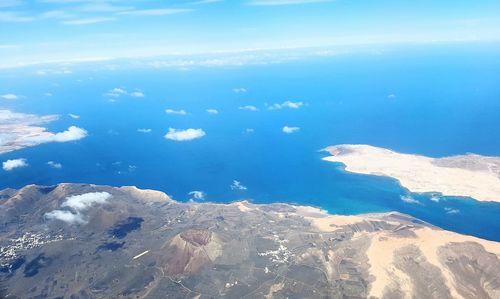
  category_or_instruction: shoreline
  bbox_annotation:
[322,144,500,203]
[2,182,500,298]
[5,182,499,242]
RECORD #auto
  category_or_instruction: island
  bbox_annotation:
[1,184,498,298]
[322,144,500,202]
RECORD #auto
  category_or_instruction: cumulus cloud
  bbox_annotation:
[232,88,247,93]
[104,88,144,98]
[268,100,304,110]
[45,210,85,224]
[282,126,300,134]
[230,180,247,191]
[206,109,218,114]
[47,161,62,169]
[106,87,127,97]
[165,109,187,115]
[25,126,88,143]
[400,195,422,205]
[0,110,88,154]
[189,191,206,201]
[45,192,112,225]
[1,93,18,100]
[2,158,28,171]
[62,192,110,210]
[137,128,152,133]
[164,128,206,141]
[239,105,259,111]
[68,113,80,119]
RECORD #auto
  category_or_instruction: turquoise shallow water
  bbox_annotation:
[1,44,500,240]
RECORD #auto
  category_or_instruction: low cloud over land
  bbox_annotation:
[0,109,88,154]
[45,192,112,224]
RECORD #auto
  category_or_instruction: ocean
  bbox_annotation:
[1,43,500,241]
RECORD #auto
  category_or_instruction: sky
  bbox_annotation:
[1,0,500,67]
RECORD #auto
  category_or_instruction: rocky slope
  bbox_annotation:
[0,184,499,299]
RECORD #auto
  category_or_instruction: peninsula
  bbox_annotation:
[322,144,500,202]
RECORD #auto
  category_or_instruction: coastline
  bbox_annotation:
[1,183,499,298]
[322,144,500,203]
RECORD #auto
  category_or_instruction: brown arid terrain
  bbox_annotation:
[0,183,499,298]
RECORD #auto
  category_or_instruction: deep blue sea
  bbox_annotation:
[1,44,500,241]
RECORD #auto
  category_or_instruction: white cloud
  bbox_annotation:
[245,128,255,133]
[230,180,247,191]
[68,113,80,119]
[400,195,422,205]
[40,126,87,143]
[47,161,62,169]
[233,88,247,93]
[2,158,28,171]
[388,94,397,99]
[45,192,111,225]
[62,17,115,25]
[137,128,152,133]
[189,191,206,201]
[130,91,144,97]
[0,110,88,154]
[429,195,441,202]
[105,87,127,97]
[282,126,300,134]
[62,192,111,210]
[118,8,192,16]
[1,93,18,100]
[268,100,304,110]
[36,68,72,76]
[239,105,259,111]
[444,207,460,214]
[165,109,187,115]
[45,210,85,224]
[104,88,144,98]
[164,128,206,141]
[206,109,219,114]
[44,92,53,97]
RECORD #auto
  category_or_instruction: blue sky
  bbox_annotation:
[1,0,500,67]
